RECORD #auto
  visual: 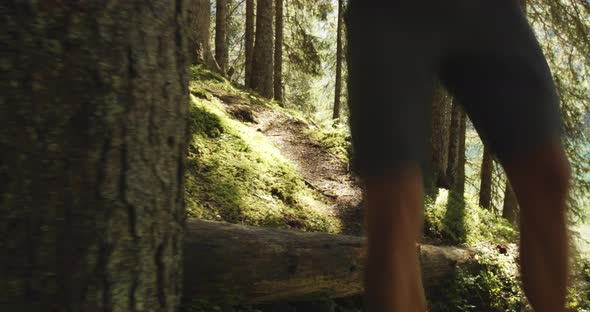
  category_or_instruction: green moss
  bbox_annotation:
[424,190,517,245]
[306,124,351,163]
[427,247,524,312]
[190,65,227,83]
[185,93,340,233]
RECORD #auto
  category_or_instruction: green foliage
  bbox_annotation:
[567,257,590,311]
[424,190,524,311]
[428,247,524,312]
[424,190,517,245]
[185,67,340,233]
[190,65,227,83]
[306,124,351,163]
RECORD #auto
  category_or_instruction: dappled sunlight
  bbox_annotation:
[185,79,342,233]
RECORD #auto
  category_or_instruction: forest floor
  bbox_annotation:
[206,86,365,235]
[187,67,589,312]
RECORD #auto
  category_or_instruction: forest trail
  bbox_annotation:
[207,87,364,234]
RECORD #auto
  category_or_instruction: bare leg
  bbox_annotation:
[364,166,426,312]
[503,143,570,312]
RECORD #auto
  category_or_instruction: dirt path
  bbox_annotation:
[253,108,364,234]
[209,88,364,234]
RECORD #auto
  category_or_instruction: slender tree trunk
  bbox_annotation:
[192,0,222,71]
[0,2,189,311]
[245,0,255,87]
[430,85,451,192]
[447,99,466,195]
[274,0,284,104]
[215,0,229,72]
[479,144,494,210]
[251,0,274,98]
[332,0,344,121]
[457,110,467,195]
[503,181,519,224]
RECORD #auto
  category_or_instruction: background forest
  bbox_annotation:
[1,0,589,311]
[190,0,590,310]
[194,0,590,237]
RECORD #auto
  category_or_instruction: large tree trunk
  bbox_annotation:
[251,0,274,98]
[183,220,477,305]
[332,0,344,121]
[215,0,229,72]
[479,144,494,210]
[0,2,189,311]
[274,0,284,104]
[447,99,466,195]
[192,0,222,71]
[245,0,255,87]
[429,85,452,193]
[503,181,519,224]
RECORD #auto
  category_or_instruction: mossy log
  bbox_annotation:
[183,220,477,305]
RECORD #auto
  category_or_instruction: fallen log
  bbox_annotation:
[183,219,477,305]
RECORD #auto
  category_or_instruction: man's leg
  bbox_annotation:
[503,142,570,312]
[364,166,426,312]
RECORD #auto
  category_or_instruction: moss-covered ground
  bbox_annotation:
[186,66,340,233]
[184,65,590,312]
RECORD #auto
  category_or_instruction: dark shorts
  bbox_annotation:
[346,0,563,177]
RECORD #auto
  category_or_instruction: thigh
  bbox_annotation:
[346,1,439,177]
[439,0,563,164]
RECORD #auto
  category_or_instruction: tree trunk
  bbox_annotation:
[215,0,229,72]
[457,110,467,195]
[0,2,189,311]
[274,0,284,104]
[447,99,466,195]
[332,0,344,122]
[245,0,255,87]
[430,85,452,192]
[503,181,519,224]
[183,220,477,305]
[251,0,274,98]
[192,0,222,71]
[479,144,494,210]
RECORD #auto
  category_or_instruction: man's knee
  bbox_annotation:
[530,145,571,195]
[505,143,570,213]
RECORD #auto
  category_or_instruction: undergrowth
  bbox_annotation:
[424,189,517,245]
[306,123,351,163]
[427,244,524,312]
[186,67,340,233]
[423,189,524,311]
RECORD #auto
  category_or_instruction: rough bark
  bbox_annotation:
[447,99,466,194]
[215,0,229,72]
[332,0,344,121]
[274,0,284,104]
[191,0,222,72]
[183,220,478,305]
[479,145,494,210]
[1,2,189,311]
[251,0,274,98]
[430,85,452,191]
[245,0,255,87]
[503,181,519,224]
